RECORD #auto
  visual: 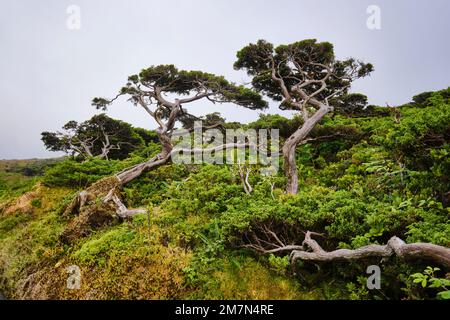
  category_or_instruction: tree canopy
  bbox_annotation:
[234,40,373,108]
[93,64,267,113]
[89,65,268,184]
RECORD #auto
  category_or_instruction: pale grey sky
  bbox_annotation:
[0,0,449,159]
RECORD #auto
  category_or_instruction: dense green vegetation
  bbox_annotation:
[0,88,449,300]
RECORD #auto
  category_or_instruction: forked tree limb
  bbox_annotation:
[102,189,146,218]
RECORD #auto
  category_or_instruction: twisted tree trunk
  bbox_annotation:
[283,106,331,194]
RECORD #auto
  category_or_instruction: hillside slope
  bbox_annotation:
[0,89,449,300]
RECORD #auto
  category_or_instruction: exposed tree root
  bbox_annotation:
[60,155,170,243]
[59,179,139,244]
[63,176,121,217]
[60,201,120,244]
[245,230,450,270]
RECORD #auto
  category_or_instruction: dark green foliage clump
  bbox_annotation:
[42,158,133,188]
[234,39,373,106]
[42,114,146,160]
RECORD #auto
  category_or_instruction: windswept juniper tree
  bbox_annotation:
[92,64,266,184]
[41,114,143,160]
[61,65,266,242]
[234,41,450,268]
[234,39,373,194]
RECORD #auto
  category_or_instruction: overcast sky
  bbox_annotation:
[0,0,449,159]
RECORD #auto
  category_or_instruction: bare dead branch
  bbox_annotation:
[244,228,450,269]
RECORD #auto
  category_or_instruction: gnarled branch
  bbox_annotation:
[245,229,450,270]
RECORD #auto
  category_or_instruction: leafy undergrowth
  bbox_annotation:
[186,256,312,299]
[0,184,310,299]
[17,219,192,299]
[0,184,71,296]
[0,197,314,299]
